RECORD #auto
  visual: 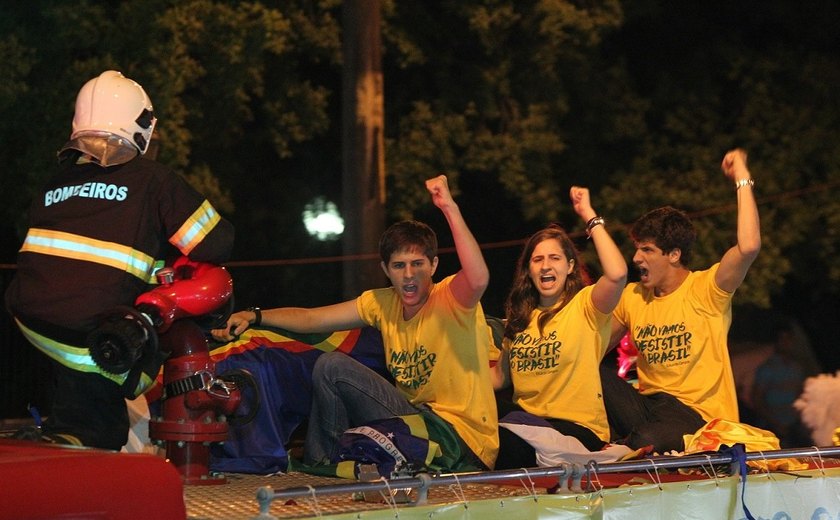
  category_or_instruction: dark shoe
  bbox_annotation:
[10,425,44,441]
[11,425,83,446]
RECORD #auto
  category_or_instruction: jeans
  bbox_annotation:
[599,363,705,453]
[304,351,418,465]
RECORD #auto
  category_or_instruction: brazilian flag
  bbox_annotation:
[295,408,483,479]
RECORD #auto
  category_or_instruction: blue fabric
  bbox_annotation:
[721,443,756,520]
[332,415,438,476]
[298,408,474,479]
[499,410,555,428]
[209,347,321,474]
[206,326,388,474]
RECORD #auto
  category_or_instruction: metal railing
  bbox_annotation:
[254,445,840,518]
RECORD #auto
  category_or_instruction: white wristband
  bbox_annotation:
[735,178,754,190]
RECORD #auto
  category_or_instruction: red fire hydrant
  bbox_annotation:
[141,259,242,485]
[150,319,241,484]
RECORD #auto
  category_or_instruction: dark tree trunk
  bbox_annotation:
[341,0,386,300]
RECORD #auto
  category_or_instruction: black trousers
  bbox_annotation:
[494,395,604,470]
[599,364,705,454]
[44,361,129,450]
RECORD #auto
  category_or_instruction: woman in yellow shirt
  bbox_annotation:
[491,187,626,469]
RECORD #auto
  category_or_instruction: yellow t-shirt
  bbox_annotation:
[356,275,499,468]
[504,286,611,442]
[613,263,738,422]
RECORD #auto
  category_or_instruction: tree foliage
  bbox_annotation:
[1,0,838,362]
[381,0,626,223]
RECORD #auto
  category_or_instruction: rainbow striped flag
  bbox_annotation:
[204,326,388,474]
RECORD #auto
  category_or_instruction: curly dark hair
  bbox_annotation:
[379,220,438,264]
[503,224,590,340]
[630,206,697,267]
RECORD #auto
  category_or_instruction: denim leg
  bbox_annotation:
[304,351,418,465]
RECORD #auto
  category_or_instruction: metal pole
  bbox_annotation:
[255,445,840,511]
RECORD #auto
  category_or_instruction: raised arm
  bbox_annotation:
[211,299,364,342]
[716,149,761,293]
[426,175,489,308]
[570,186,627,314]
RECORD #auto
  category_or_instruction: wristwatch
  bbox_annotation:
[247,306,262,327]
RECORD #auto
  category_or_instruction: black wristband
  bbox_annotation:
[585,216,605,238]
[248,306,262,327]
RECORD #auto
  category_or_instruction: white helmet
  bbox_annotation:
[71,70,157,155]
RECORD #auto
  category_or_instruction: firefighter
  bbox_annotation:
[5,70,234,450]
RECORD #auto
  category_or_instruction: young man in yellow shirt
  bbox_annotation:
[214,175,498,470]
[602,149,761,453]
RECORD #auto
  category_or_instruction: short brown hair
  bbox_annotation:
[631,206,697,266]
[379,220,438,264]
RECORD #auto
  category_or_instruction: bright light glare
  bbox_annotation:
[302,197,344,241]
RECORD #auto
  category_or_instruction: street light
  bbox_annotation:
[302,197,344,241]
